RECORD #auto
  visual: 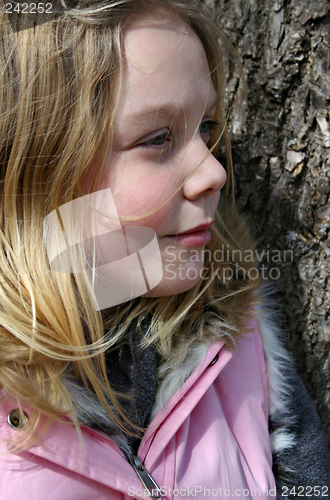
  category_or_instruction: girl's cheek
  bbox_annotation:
[116,195,176,232]
[112,175,177,220]
[81,149,179,227]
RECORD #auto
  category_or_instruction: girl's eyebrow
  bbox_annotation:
[122,93,220,128]
[122,102,181,128]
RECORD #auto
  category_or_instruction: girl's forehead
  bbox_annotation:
[119,15,214,113]
[122,14,208,72]
[122,13,192,41]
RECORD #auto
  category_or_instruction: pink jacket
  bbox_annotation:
[0,321,276,499]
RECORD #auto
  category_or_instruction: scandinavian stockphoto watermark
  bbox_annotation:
[164,245,294,282]
[43,188,293,310]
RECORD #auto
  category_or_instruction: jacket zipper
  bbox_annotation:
[83,427,163,498]
[130,454,163,498]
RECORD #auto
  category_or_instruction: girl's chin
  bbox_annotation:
[143,264,204,297]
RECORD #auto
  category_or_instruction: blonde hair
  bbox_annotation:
[0,0,259,443]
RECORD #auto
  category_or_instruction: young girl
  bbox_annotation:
[0,1,329,499]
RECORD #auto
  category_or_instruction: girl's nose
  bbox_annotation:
[182,140,227,201]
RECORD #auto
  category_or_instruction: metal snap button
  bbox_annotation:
[208,353,219,367]
[7,409,28,429]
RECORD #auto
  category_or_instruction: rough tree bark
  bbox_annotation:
[203,0,330,444]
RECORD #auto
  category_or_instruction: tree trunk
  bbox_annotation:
[204,0,330,444]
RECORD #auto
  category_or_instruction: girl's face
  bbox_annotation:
[84,15,227,297]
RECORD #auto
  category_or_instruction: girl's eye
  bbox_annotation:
[136,121,219,151]
[199,120,219,136]
[138,129,172,149]
[144,133,169,147]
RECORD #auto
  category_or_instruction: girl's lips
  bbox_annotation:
[176,221,214,235]
[164,221,214,247]
[166,229,212,247]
